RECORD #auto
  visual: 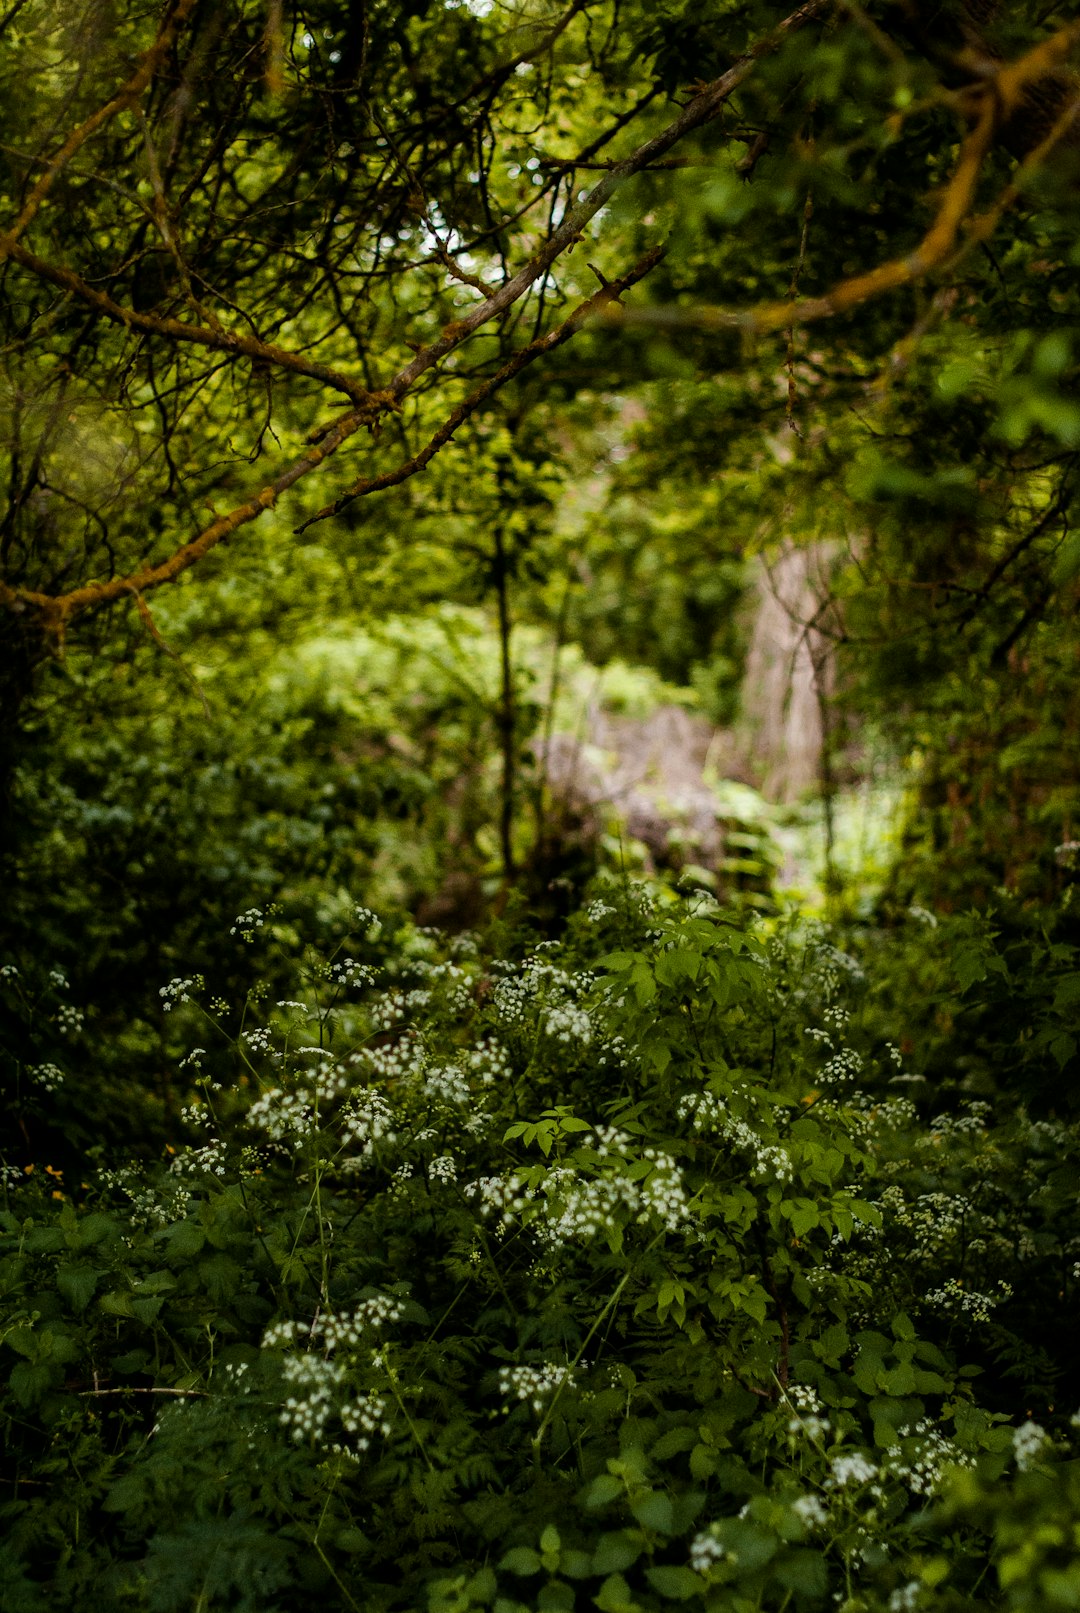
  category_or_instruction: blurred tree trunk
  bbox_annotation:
[739,545,836,804]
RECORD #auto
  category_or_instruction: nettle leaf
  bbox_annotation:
[590,1533,644,1575]
[650,1427,697,1462]
[593,1573,638,1613]
[164,1220,206,1258]
[56,1264,104,1313]
[537,1582,574,1613]
[98,1290,136,1319]
[584,1474,625,1509]
[630,1490,674,1536]
[9,1360,58,1406]
[498,1547,542,1576]
[559,1550,593,1580]
[644,1564,702,1600]
[775,1549,828,1597]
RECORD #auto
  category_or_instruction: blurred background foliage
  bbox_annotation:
[1,0,1080,1151]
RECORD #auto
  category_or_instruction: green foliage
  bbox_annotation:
[2,890,1078,1609]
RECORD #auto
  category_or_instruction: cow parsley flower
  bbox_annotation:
[498,1361,580,1414]
[1013,1420,1050,1471]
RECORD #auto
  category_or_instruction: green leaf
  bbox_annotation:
[630,1491,674,1535]
[165,1220,206,1258]
[9,1360,56,1406]
[57,1264,103,1313]
[584,1475,624,1509]
[593,1574,638,1613]
[651,1427,697,1462]
[98,1289,136,1319]
[335,1527,370,1554]
[538,1585,574,1613]
[498,1548,542,1577]
[560,1551,593,1580]
[644,1566,702,1600]
[466,1568,498,1604]
[954,949,988,992]
[775,1549,828,1598]
[591,1534,643,1575]
[882,1362,918,1396]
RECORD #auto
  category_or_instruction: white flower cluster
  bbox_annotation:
[423,1064,471,1106]
[429,1154,457,1184]
[819,1047,863,1085]
[828,1451,878,1489]
[242,1026,276,1057]
[725,1118,793,1184]
[677,1090,725,1130]
[248,1086,316,1145]
[928,1102,992,1140]
[329,957,375,989]
[498,1361,579,1413]
[465,1173,530,1227]
[888,1582,922,1612]
[339,1390,393,1452]
[55,1003,85,1037]
[304,1056,350,1103]
[867,1098,918,1134]
[786,1384,831,1444]
[160,975,203,1012]
[370,988,429,1030]
[689,1529,732,1575]
[0,963,19,981]
[353,905,382,938]
[817,943,866,982]
[231,907,265,938]
[340,1088,397,1159]
[409,957,469,984]
[586,900,617,922]
[542,1171,636,1245]
[596,1032,629,1070]
[265,1293,406,1361]
[466,1037,511,1086]
[791,1494,828,1530]
[48,968,68,990]
[1013,1420,1050,1472]
[280,1353,342,1443]
[179,1047,206,1071]
[888,1191,970,1254]
[677,1091,792,1181]
[638,1147,690,1231]
[490,956,589,1031]
[348,1036,424,1085]
[323,1294,407,1349]
[27,1062,64,1092]
[544,1003,593,1045]
[100,1166,190,1227]
[924,1276,1012,1323]
[170,1138,228,1178]
[469,1146,690,1247]
[885,1419,973,1495]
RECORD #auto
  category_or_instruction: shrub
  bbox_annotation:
[2,889,1077,1610]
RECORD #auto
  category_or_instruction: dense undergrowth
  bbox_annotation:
[3,881,1080,1612]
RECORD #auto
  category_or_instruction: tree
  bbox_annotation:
[1,2,1076,640]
